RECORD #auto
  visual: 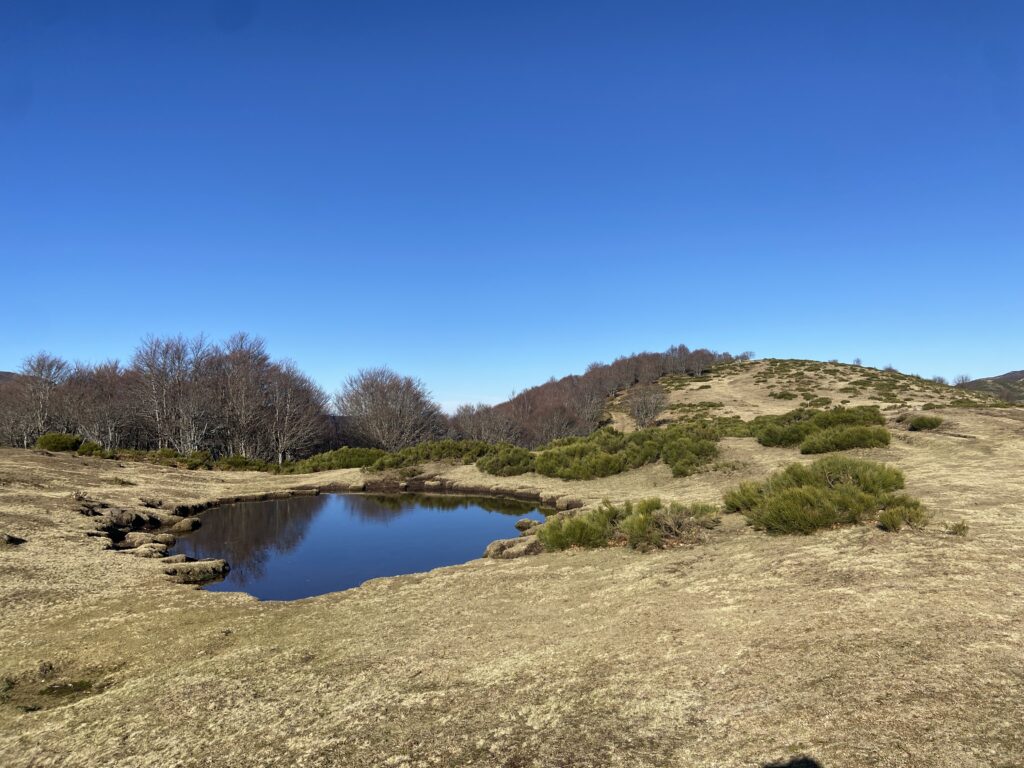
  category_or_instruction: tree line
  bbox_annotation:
[0,335,744,460]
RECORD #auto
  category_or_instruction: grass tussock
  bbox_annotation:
[908,415,944,431]
[944,520,969,536]
[723,456,925,535]
[537,498,720,551]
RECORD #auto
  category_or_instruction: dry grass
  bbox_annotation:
[1,361,1024,766]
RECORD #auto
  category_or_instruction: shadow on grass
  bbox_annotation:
[762,758,824,768]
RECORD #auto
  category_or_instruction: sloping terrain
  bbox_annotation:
[1,360,1023,767]
[964,369,1024,403]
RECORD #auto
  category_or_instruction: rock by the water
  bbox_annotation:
[164,559,229,584]
[514,518,539,532]
[170,517,201,534]
[128,543,168,558]
[122,531,156,548]
[484,535,544,560]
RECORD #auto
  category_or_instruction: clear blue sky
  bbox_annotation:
[2,1,1022,409]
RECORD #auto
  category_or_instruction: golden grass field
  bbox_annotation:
[1,361,1023,767]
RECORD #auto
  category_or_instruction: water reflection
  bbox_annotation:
[172,493,545,600]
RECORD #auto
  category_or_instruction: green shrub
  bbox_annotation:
[537,498,720,551]
[908,415,943,431]
[476,445,535,476]
[769,391,798,400]
[214,455,273,472]
[370,440,493,471]
[799,425,890,454]
[532,424,720,481]
[723,456,919,535]
[877,498,929,531]
[748,406,887,450]
[35,433,83,452]
[76,441,104,456]
[282,446,387,473]
[185,451,213,470]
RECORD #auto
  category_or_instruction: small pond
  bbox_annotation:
[171,494,547,600]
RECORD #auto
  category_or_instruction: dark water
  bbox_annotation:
[171,494,546,600]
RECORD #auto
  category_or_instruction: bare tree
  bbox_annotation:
[625,384,667,428]
[19,352,69,440]
[64,361,135,448]
[451,403,519,444]
[267,362,329,464]
[953,374,971,387]
[0,376,34,448]
[334,368,445,451]
[217,333,272,458]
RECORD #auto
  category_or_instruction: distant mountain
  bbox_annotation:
[0,371,18,383]
[963,370,1024,403]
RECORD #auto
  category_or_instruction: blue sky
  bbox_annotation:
[1,1,1022,409]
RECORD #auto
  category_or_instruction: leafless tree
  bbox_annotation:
[334,367,445,451]
[625,384,667,428]
[931,375,949,386]
[267,362,329,464]
[953,374,971,387]
[64,361,135,448]
[217,333,272,458]
[0,377,34,447]
[18,352,69,440]
[451,403,519,444]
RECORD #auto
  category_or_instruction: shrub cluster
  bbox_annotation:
[76,440,104,456]
[747,406,888,454]
[369,440,494,471]
[476,445,535,476]
[35,432,83,452]
[281,446,387,474]
[537,498,720,551]
[533,423,719,480]
[723,456,925,534]
[799,425,890,454]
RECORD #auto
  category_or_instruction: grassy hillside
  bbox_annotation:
[963,369,1024,403]
[607,358,1010,432]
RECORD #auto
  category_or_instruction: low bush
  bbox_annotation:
[476,444,535,476]
[214,455,274,472]
[769,391,798,400]
[35,433,83,452]
[282,446,387,473]
[370,440,493,471]
[908,415,943,431]
[877,498,929,531]
[76,441,104,456]
[185,451,213,470]
[723,456,922,535]
[747,406,887,451]
[532,423,720,481]
[799,425,890,454]
[537,498,720,551]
